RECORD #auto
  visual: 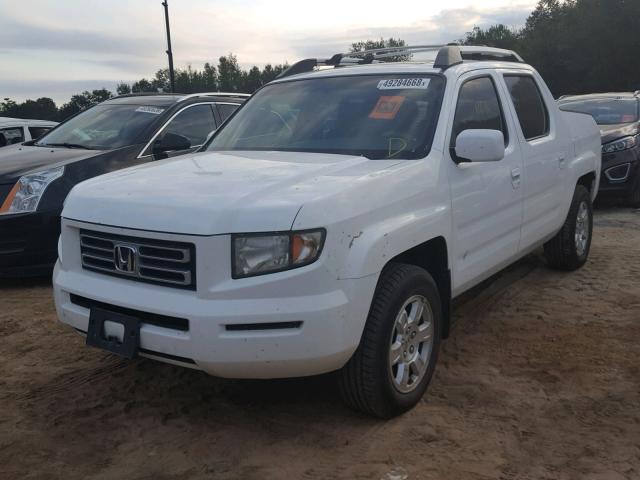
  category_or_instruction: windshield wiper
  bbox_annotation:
[39,142,95,150]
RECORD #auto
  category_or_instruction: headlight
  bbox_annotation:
[232,229,325,278]
[0,166,64,215]
[602,135,637,154]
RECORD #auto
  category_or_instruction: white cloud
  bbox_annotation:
[0,0,535,103]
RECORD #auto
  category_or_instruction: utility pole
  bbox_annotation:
[162,0,176,93]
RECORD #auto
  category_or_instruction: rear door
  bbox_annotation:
[447,71,524,294]
[500,71,570,251]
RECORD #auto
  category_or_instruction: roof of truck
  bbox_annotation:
[271,45,533,84]
[271,59,533,84]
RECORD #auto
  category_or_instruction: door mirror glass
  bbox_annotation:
[153,132,191,155]
[454,129,505,162]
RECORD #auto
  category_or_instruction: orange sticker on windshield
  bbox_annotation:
[369,96,406,120]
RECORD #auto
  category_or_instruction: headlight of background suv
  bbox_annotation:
[233,229,326,278]
[602,135,638,154]
[0,166,64,215]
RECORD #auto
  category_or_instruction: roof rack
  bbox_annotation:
[277,44,524,79]
[111,92,251,101]
[177,92,251,101]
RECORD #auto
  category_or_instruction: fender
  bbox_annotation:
[336,202,452,280]
[559,110,602,219]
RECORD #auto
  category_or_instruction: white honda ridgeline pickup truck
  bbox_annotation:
[53,46,600,418]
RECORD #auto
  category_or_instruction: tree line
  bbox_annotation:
[462,0,640,96]
[2,0,638,122]
[0,54,288,122]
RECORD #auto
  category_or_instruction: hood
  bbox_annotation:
[62,150,401,235]
[598,123,639,144]
[0,143,101,183]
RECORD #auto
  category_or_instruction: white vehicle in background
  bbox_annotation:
[53,45,601,418]
[0,117,58,147]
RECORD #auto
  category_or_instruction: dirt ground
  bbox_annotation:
[1,207,639,480]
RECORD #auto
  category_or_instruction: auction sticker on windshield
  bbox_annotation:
[369,96,406,120]
[135,106,165,115]
[377,78,431,90]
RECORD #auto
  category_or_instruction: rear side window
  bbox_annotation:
[451,76,507,146]
[504,75,549,140]
[28,126,51,139]
[216,103,240,122]
[0,127,24,146]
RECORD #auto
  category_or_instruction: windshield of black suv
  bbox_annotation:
[559,97,639,125]
[35,104,165,150]
[207,74,445,160]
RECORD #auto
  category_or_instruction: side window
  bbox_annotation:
[504,75,549,140]
[0,127,25,146]
[451,76,507,146]
[162,104,216,147]
[28,127,52,140]
[216,103,240,122]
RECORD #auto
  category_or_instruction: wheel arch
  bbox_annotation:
[577,170,597,198]
[383,236,452,338]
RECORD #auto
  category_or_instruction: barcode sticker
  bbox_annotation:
[377,78,430,90]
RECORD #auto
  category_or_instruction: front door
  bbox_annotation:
[446,72,524,295]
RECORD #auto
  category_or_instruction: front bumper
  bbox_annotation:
[53,220,378,379]
[598,147,640,195]
[0,209,60,276]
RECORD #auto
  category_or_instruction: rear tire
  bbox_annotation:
[544,185,593,271]
[339,263,441,418]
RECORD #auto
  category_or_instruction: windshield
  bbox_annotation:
[36,104,165,150]
[559,98,639,125]
[207,74,445,160]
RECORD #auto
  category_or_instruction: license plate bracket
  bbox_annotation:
[87,307,140,359]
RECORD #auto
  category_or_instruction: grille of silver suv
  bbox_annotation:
[79,229,196,290]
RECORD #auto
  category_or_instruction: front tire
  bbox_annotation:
[544,185,593,271]
[339,263,442,418]
[625,171,640,208]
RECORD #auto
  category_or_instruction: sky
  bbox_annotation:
[0,0,536,105]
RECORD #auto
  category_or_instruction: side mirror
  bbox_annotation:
[205,128,217,143]
[153,132,191,156]
[454,129,505,163]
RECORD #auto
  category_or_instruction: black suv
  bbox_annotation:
[0,92,247,276]
[559,92,640,206]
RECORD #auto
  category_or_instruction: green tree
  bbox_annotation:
[116,83,131,95]
[462,25,521,50]
[217,54,244,92]
[242,66,262,93]
[58,89,113,120]
[459,0,640,96]
[131,78,156,93]
[0,97,58,121]
[350,37,411,62]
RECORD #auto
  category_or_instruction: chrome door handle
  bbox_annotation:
[511,167,521,189]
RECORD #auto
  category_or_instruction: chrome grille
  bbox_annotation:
[79,229,196,290]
